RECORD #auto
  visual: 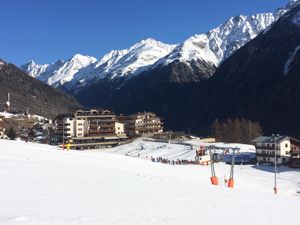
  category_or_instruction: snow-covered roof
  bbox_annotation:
[251,135,291,144]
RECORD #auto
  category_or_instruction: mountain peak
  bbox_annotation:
[231,14,247,22]
[70,53,96,62]
[140,37,158,43]
[21,0,296,89]
[28,60,36,65]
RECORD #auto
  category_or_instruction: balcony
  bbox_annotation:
[256,146,279,151]
[256,153,281,158]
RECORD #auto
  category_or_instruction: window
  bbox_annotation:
[285,143,288,148]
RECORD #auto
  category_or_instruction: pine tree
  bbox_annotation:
[211,118,263,143]
[211,119,222,141]
[232,118,241,143]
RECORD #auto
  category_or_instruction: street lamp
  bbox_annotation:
[272,134,280,194]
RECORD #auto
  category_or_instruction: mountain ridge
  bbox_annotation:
[21,0,299,90]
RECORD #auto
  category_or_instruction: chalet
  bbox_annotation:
[54,109,127,149]
[0,115,5,138]
[251,136,300,165]
[121,112,163,137]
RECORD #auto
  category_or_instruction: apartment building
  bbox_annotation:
[55,109,126,149]
[122,112,163,136]
[252,136,300,165]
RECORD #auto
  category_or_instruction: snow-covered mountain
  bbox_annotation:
[22,54,97,87]
[21,0,300,89]
[154,11,289,68]
[22,39,175,88]
[67,38,176,88]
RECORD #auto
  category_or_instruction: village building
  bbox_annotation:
[121,112,163,137]
[55,109,127,149]
[0,115,5,138]
[115,122,125,135]
[251,136,300,165]
[55,114,75,140]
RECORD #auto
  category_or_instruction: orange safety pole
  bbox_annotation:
[210,176,219,185]
[228,178,234,188]
[209,147,219,185]
[228,148,236,188]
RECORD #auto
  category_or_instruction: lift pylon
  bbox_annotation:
[228,148,236,188]
[209,147,218,185]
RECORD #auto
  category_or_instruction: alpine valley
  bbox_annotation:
[21,0,300,137]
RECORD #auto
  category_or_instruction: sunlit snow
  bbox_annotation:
[1,139,300,225]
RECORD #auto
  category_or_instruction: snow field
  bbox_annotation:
[1,139,300,225]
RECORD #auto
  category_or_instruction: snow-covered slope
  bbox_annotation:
[1,139,300,225]
[21,0,300,88]
[96,38,176,79]
[67,38,176,87]
[155,0,300,68]
[21,60,48,78]
[155,13,283,68]
[22,54,97,87]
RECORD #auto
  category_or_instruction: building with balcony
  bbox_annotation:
[54,109,127,149]
[251,136,300,165]
[121,112,163,137]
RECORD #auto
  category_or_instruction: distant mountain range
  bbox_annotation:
[21,1,297,91]
[19,0,300,137]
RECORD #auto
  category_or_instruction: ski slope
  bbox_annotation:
[1,139,300,225]
[108,138,255,161]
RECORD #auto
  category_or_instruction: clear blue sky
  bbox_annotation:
[0,0,288,66]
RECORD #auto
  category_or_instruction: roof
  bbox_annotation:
[128,112,158,118]
[74,109,115,117]
[54,113,73,120]
[251,136,290,144]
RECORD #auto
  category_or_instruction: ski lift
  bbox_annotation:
[212,153,223,162]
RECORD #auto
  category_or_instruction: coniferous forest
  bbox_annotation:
[211,118,263,144]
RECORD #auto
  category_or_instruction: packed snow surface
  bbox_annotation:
[1,139,300,225]
[108,138,255,161]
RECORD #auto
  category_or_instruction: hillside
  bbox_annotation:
[1,139,300,225]
[76,1,300,138]
[0,59,81,119]
[192,4,300,138]
[18,1,300,137]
